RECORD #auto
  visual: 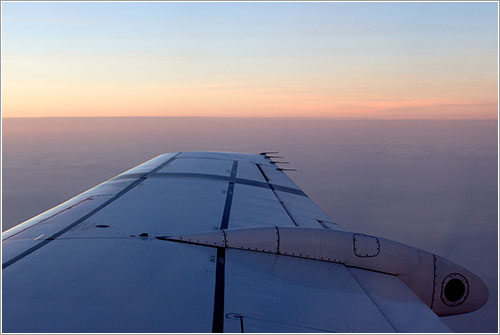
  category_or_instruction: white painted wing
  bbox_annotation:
[2,152,456,332]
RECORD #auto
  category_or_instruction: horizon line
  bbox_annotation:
[2,115,499,121]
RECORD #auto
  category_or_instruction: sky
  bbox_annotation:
[1,1,498,119]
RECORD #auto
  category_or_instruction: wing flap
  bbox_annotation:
[348,268,452,332]
[3,239,217,332]
[223,248,395,333]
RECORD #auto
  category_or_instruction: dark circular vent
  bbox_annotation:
[441,273,469,306]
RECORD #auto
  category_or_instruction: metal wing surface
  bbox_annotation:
[3,152,479,332]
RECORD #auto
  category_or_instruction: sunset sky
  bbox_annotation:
[1,2,498,119]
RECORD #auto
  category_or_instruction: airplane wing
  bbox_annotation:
[2,152,488,333]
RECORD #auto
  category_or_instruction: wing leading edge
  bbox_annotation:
[2,152,486,332]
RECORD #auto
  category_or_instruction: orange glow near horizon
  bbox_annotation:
[3,77,497,119]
